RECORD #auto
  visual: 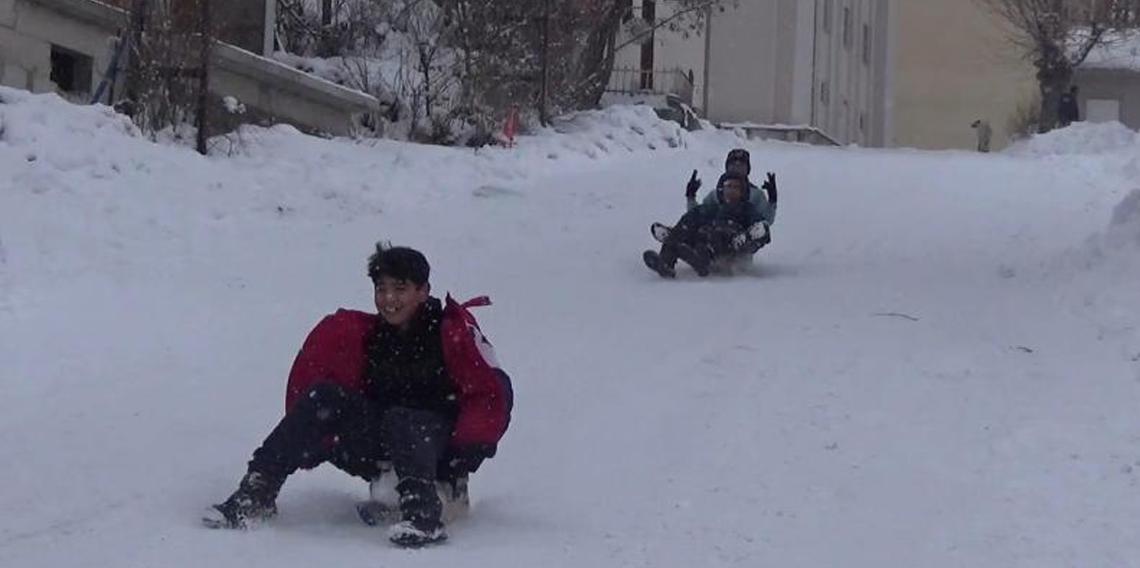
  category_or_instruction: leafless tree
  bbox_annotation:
[439,0,729,129]
[977,0,1140,131]
[122,0,218,153]
[271,0,729,144]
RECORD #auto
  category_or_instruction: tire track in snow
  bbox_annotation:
[0,235,10,313]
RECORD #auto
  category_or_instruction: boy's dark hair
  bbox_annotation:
[367,243,430,287]
[725,148,751,174]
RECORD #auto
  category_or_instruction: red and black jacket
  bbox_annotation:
[284,295,512,454]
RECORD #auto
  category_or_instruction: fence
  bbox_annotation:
[606,66,694,106]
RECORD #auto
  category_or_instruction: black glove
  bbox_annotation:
[685,169,701,199]
[762,172,777,204]
[443,443,497,477]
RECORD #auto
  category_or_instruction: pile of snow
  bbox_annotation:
[1006,120,1140,158]
[1104,188,1140,250]
[271,52,398,104]
[1068,188,1140,364]
[510,104,734,161]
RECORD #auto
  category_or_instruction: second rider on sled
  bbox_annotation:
[645,148,778,278]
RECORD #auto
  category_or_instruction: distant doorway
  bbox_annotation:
[1086,99,1121,123]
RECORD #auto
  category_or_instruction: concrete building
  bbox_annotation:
[610,0,893,147]
[1074,32,1140,129]
[892,1,1038,151]
[0,0,377,136]
[0,0,126,101]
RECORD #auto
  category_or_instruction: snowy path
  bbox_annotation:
[2,92,1139,567]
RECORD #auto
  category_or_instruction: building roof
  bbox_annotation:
[1080,32,1140,72]
[28,0,128,29]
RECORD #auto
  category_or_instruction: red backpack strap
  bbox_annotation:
[447,293,492,310]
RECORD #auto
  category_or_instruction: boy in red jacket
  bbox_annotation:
[205,244,513,547]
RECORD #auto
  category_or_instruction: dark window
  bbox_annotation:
[843,7,852,48]
[823,0,833,33]
[862,23,871,64]
[50,45,93,96]
[820,81,830,106]
[640,0,656,90]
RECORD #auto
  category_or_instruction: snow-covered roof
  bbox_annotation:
[1080,31,1140,71]
[27,0,128,29]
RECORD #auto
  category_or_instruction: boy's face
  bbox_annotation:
[722,179,745,203]
[374,276,430,328]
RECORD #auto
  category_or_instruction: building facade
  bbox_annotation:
[0,0,377,136]
[611,0,893,147]
[892,1,1038,150]
[1074,34,1140,129]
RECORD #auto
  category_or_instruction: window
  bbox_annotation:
[843,7,852,48]
[639,0,656,90]
[50,45,93,98]
[859,112,867,132]
[823,0,833,33]
[862,23,871,64]
[820,81,830,106]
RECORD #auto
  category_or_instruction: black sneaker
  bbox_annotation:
[389,478,447,546]
[202,471,281,529]
[643,250,676,278]
[388,518,448,547]
[650,222,671,243]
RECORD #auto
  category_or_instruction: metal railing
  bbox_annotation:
[719,122,841,147]
[605,66,695,106]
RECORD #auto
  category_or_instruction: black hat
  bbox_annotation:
[725,148,751,174]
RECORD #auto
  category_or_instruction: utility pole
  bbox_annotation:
[701,2,712,115]
[124,0,150,116]
[195,0,212,155]
[540,0,552,126]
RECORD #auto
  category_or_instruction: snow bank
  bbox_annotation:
[270,52,398,104]
[1105,188,1140,251]
[5,83,1140,568]
[1006,120,1140,158]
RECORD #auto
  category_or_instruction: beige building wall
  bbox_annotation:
[611,1,707,107]
[893,1,1037,150]
[807,0,892,145]
[704,0,782,125]
[613,0,892,147]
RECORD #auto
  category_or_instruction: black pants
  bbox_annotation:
[249,382,452,484]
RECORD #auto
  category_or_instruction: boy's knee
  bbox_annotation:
[304,381,349,407]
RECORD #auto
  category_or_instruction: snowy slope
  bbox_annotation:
[2,88,1139,568]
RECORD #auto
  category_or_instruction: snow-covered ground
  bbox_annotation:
[2,87,1139,568]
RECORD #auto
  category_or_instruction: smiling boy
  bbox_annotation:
[204,244,513,547]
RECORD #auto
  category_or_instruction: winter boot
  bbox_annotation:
[643,250,676,278]
[359,471,471,527]
[388,477,447,547]
[202,470,283,529]
[438,476,471,523]
[357,465,400,526]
